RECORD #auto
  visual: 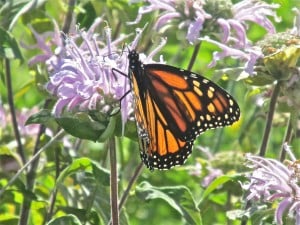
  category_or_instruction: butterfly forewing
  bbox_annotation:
[144,64,240,141]
[128,50,240,170]
[131,67,193,170]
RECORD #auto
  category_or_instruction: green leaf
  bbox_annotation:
[25,109,54,125]
[264,45,300,80]
[249,205,274,225]
[243,72,275,86]
[47,215,82,225]
[54,158,127,225]
[55,114,103,141]
[54,207,91,223]
[56,157,110,188]
[76,1,97,29]
[0,213,19,225]
[56,112,116,142]
[199,173,244,204]
[97,113,117,142]
[136,181,202,225]
[0,0,29,28]
[0,28,23,61]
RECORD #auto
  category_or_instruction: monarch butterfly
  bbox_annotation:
[128,50,240,170]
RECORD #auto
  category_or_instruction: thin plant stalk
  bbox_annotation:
[187,42,201,71]
[62,0,76,34]
[258,81,282,157]
[109,137,119,225]
[43,146,61,224]
[108,162,144,225]
[5,59,26,165]
[241,81,282,225]
[279,115,293,162]
[20,100,51,225]
[118,162,143,210]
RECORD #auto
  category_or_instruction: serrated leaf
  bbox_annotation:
[0,28,23,61]
[47,215,82,225]
[136,181,202,225]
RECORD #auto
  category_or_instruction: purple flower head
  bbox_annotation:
[243,150,300,225]
[44,19,131,122]
[201,36,263,75]
[130,0,280,74]
[21,18,64,70]
[202,0,280,75]
[129,0,211,43]
[232,0,280,34]
[29,18,166,133]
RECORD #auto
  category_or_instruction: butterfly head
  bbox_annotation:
[128,50,141,70]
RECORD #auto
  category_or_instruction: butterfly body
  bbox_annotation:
[128,50,240,170]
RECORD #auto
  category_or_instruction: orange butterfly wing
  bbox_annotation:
[131,73,193,169]
[128,50,240,170]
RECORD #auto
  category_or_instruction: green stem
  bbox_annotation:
[5,59,26,165]
[258,81,282,157]
[62,0,76,34]
[21,100,51,225]
[241,81,282,225]
[187,42,201,71]
[43,146,61,224]
[109,137,119,225]
[238,105,261,144]
[19,124,47,225]
[118,162,143,210]
[279,115,293,162]
[108,162,144,225]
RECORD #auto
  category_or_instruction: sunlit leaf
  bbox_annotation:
[0,28,23,60]
[264,45,300,80]
[47,214,82,225]
[136,181,202,225]
[0,213,19,225]
[1,0,48,29]
[56,157,110,187]
[199,173,244,204]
